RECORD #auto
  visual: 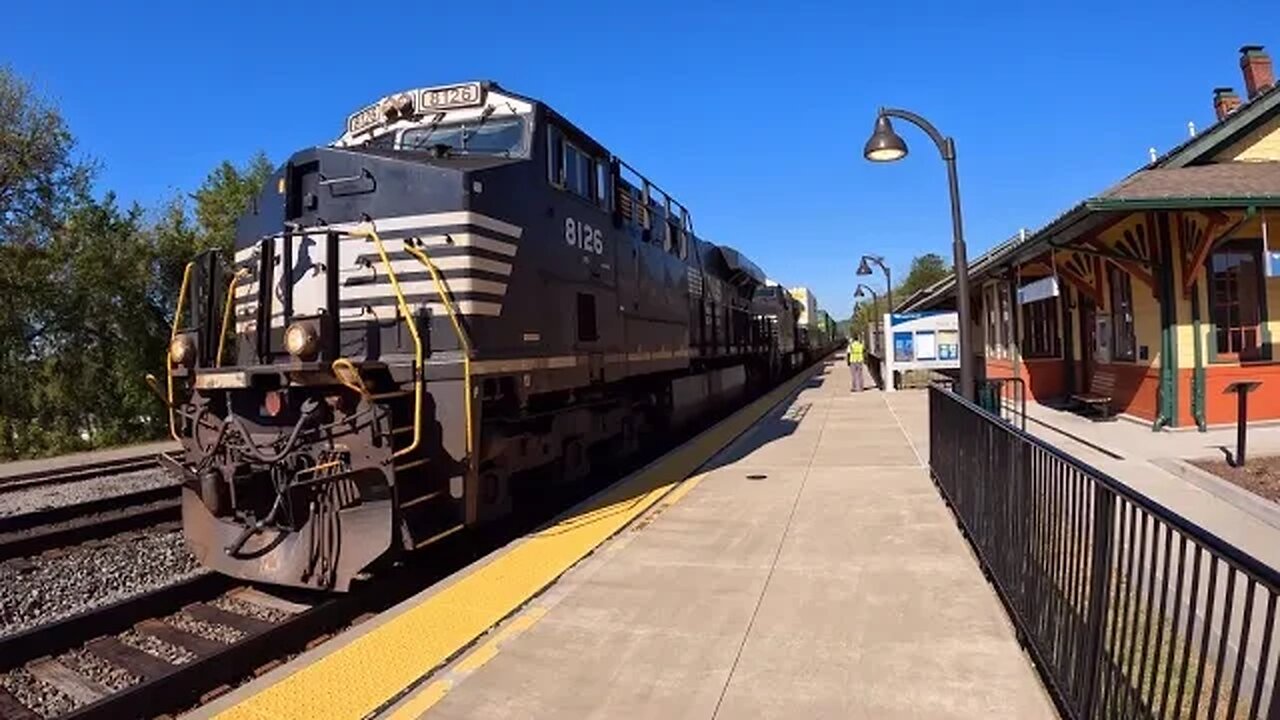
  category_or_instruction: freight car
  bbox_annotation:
[158,81,821,590]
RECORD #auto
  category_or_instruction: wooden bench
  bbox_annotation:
[1072,369,1117,420]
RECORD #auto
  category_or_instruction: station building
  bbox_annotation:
[901,45,1280,429]
[788,286,820,328]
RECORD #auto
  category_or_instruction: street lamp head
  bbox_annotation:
[856,257,873,276]
[863,114,907,163]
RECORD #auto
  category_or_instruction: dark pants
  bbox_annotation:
[850,361,865,392]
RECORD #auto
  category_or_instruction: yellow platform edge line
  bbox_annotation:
[215,361,825,720]
[386,680,451,720]
[386,605,551,719]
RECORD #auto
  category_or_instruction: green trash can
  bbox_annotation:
[977,383,1000,415]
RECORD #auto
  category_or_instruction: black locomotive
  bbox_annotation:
[160,81,828,590]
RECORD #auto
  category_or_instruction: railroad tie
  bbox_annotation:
[0,687,40,720]
[26,658,111,704]
[85,637,178,682]
[228,587,310,615]
[182,603,274,635]
[134,620,228,657]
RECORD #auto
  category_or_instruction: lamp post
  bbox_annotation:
[856,255,893,316]
[863,107,975,400]
[855,283,880,344]
[854,283,880,311]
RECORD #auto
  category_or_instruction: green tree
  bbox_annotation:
[897,253,950,299]
[192,153,273,257]
[0,67,96,457]
[0,65,275,458]
[847,252,953,341]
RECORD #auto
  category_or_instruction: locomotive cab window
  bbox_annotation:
[547,125,604,206]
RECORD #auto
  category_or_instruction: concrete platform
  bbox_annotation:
[201,362,1055,720]
[383,364,1053,719]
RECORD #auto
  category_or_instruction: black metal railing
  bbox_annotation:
[977,376,1027,430]
[929,385,1280,720]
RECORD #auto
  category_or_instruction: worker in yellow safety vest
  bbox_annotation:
[847,338,865,392]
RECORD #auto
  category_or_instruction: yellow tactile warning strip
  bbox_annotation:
[214,362,825,720]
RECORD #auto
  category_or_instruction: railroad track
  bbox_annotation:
[0,451,179,495]
[0,397,762,719]
[0,573,369,720]
[0,486,182,561]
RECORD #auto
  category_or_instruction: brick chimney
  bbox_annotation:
[1240,45,1275,100]
[1213,87,1242,120]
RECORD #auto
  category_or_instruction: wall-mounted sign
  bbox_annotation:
[937,330,959,361]
[1017,276,1060,304]
[882,311,961,391]
[915,331,937,360]
[893,332,915,362]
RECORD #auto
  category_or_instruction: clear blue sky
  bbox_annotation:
[6,0,1273,319]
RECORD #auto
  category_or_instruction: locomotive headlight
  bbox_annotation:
[168,333,197,367]
[284,321,320,360]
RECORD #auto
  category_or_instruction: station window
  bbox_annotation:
[984,285,1000,357]
[1020,293,1060,359]
[985,283,1011,358]
[1208,241,1266,360]
[998,283,1012,357]
[1108,265,1137,362]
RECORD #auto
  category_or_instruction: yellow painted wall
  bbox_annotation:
[1093,214,1161,368]
[1175,214,1200,369]
[1213,115,1280,162]
[1130,272,1163,366]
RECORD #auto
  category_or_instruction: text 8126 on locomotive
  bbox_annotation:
[159,81,814,590]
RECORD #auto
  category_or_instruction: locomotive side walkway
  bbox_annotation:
[200,362,1055,720]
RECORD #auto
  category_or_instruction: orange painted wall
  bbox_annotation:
[1192,364,1280,426]
[1023,358,1068,399]
[984,357,1068,402]
[986,358,1016,379]
[1102,362,1159,421]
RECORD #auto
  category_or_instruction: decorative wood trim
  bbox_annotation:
[1181,212,1235,297]
[1055,248,1105,306]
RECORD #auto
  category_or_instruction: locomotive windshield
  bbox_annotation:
[397,116,528,157]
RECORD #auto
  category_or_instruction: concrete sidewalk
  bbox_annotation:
[1014,398,1280,573]
[395,363,1054,719]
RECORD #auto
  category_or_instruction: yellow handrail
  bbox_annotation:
[167,262,195,442]
[216,268,250,368]
[330,357,371,399]
[346,225,423,460]
[403,241,475,459]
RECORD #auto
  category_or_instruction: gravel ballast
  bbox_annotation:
[119,629,195,665]
[0,667,77,718]
[0,529,204,638]
[58,648,140,692]
[0,468,177,518]
[210,595,292,624]
[167,612,244,644]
